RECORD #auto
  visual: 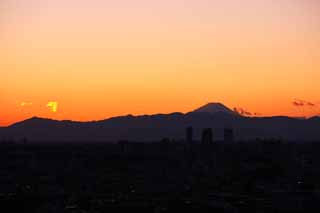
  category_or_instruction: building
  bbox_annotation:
[224,128,235,142]
[186,127,194,144]
[201,128,213,145]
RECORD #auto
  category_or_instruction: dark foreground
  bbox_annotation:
[1,140,320,212]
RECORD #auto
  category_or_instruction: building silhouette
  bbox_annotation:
[201,128,213,145]
[224,128,234,142]
[186,127,194,144]
[118,140,129,154]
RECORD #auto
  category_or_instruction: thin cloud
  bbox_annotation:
[234,107,261,117]
[20,102,33,107]
[234,107,252,116]
[293,99,316,107]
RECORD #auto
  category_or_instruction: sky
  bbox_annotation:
[1,0,319,126]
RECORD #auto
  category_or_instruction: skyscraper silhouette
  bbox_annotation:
[201,128,213,145]
[224,128,234,142]
[186,126,193,144]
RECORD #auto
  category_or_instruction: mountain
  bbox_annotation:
[192,103,239,116]
[1,103,320,142]
[309,116,320,122]
[10,117,61,128]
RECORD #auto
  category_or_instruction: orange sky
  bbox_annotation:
[1,0,319,126]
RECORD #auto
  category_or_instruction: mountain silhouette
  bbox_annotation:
[193,103,239,116]
[1,103,320,142]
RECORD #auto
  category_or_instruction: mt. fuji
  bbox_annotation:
[192,103,239,116]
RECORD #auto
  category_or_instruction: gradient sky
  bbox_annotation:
[1,0,319,126]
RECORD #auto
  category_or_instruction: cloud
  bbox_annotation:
[47,101,58,112]
[234,107,261,117]
[292,99,316,107]
[20,102,32,107]
[234,107,251,116]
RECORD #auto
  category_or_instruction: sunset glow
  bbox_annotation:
[1,0,319,126]
[47,102,58,113]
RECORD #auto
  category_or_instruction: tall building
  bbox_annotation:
[201,128,213,145]
[224,128,234,142]
[118,140,129,154]
[186,126,193,144]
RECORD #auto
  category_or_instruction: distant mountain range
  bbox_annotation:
[1,103,319,142]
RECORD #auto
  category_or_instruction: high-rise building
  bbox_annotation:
[186,126,193,144]
[224,128,234,142]
[201,128,213,144]
[118,140,129,154]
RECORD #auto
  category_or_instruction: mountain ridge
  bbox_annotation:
[1,103,319,142]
